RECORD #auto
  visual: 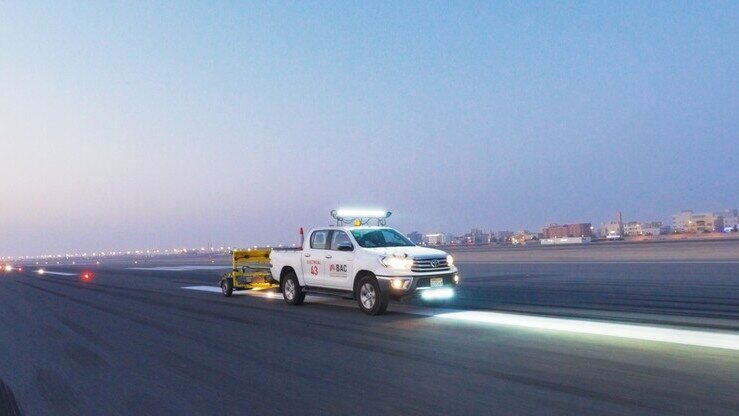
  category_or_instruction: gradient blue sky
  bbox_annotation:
[1,1,737,255]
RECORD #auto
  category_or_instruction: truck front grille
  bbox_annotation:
[412,257,450,272]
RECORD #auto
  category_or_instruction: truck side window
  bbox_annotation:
[330,231,352,250]
[310,230,329,249]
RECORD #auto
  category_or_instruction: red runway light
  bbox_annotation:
[81,271,94,281]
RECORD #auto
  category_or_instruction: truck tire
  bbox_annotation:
[282,272,305,305]
[221,278,233,297]
[356,275,389,315]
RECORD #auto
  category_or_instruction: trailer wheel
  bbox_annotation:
[282,272,305,305]
[356,275,389,315]
[221,278,233,297]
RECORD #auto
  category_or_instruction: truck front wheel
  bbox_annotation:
[221,278,233,297]
[356,275,389,315]
[282,272,305,305]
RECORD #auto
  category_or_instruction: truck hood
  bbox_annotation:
[363,246,448,259]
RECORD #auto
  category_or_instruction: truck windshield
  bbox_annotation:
[350,229,415,248]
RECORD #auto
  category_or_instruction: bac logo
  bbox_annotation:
[329,264,347,273]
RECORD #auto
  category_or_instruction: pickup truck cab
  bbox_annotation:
[270,226,459,315]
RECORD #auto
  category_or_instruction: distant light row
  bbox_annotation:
[0,246,234,261]
[0,243,299,261]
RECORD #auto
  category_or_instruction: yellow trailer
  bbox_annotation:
[219,248,278,296]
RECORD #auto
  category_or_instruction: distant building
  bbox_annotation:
[623,221,670,236]
[601,211,624,238]
[511,231,539,245]
[723,219,738,232]
[719,209,738,232]
[672,210,725,233]
[542,223,593,239]
[462,228,494,245]
[724,217,738,232]
[406,231,423,244]
[424,233,445,246]
[495,231,514,242]
[601,221,623,238]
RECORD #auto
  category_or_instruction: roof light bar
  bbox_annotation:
[331,208,392,226]
[334,209,390,219]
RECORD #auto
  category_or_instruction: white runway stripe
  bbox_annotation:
[434,311,739,351]
[182,285,224,293]
[181,285,250,296]
[129,266,231,271]
[458,260,739,264]
[40,271,77,276]
[181,286,319,300]
[181,285,739,351]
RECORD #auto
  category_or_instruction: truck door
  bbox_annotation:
[303,229,330,287]
[325,230,355,290]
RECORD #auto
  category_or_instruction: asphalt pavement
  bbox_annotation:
[0,258,737,415]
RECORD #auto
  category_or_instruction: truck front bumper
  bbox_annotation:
[377,272,460,301]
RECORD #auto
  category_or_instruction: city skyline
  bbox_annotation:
[2,2,737,255]
[4,206,737,259]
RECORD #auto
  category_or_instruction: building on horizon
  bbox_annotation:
[424,233,446,246]
[406,231,423,244]
[623,221,670,236]
[601,211,624,238]
[723,215,739,232]
[672,210,725,233]
[718,209,738,232]
[462,228,494,245]
[494,230,514,242]
[511,231,539,245]
[601,221,623,238]
[541,223,593,239]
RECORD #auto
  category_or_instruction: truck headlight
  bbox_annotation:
[446,255,455,267]
[379,256,413,270]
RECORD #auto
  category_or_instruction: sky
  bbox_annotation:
[1,1,737,256]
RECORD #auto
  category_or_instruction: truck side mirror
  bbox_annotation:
[337,243,353,252]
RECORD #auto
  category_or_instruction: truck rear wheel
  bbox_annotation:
[282,272,305,305]
[221,278,233,297]
[356,275,389,315]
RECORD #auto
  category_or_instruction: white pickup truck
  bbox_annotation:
[270,226,460,315]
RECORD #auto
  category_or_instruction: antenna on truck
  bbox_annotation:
[330,209,392,226]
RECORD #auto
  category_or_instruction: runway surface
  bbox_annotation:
[1,257,738,415]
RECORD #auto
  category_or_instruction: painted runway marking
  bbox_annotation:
[40,271,77,276]
[182,285,739,351]
[128,266,231,271]
[181,286,322,300]
[182,285,225,293]
[434,311,739,351]
[458,260,739,264]
[181,285,251,296]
